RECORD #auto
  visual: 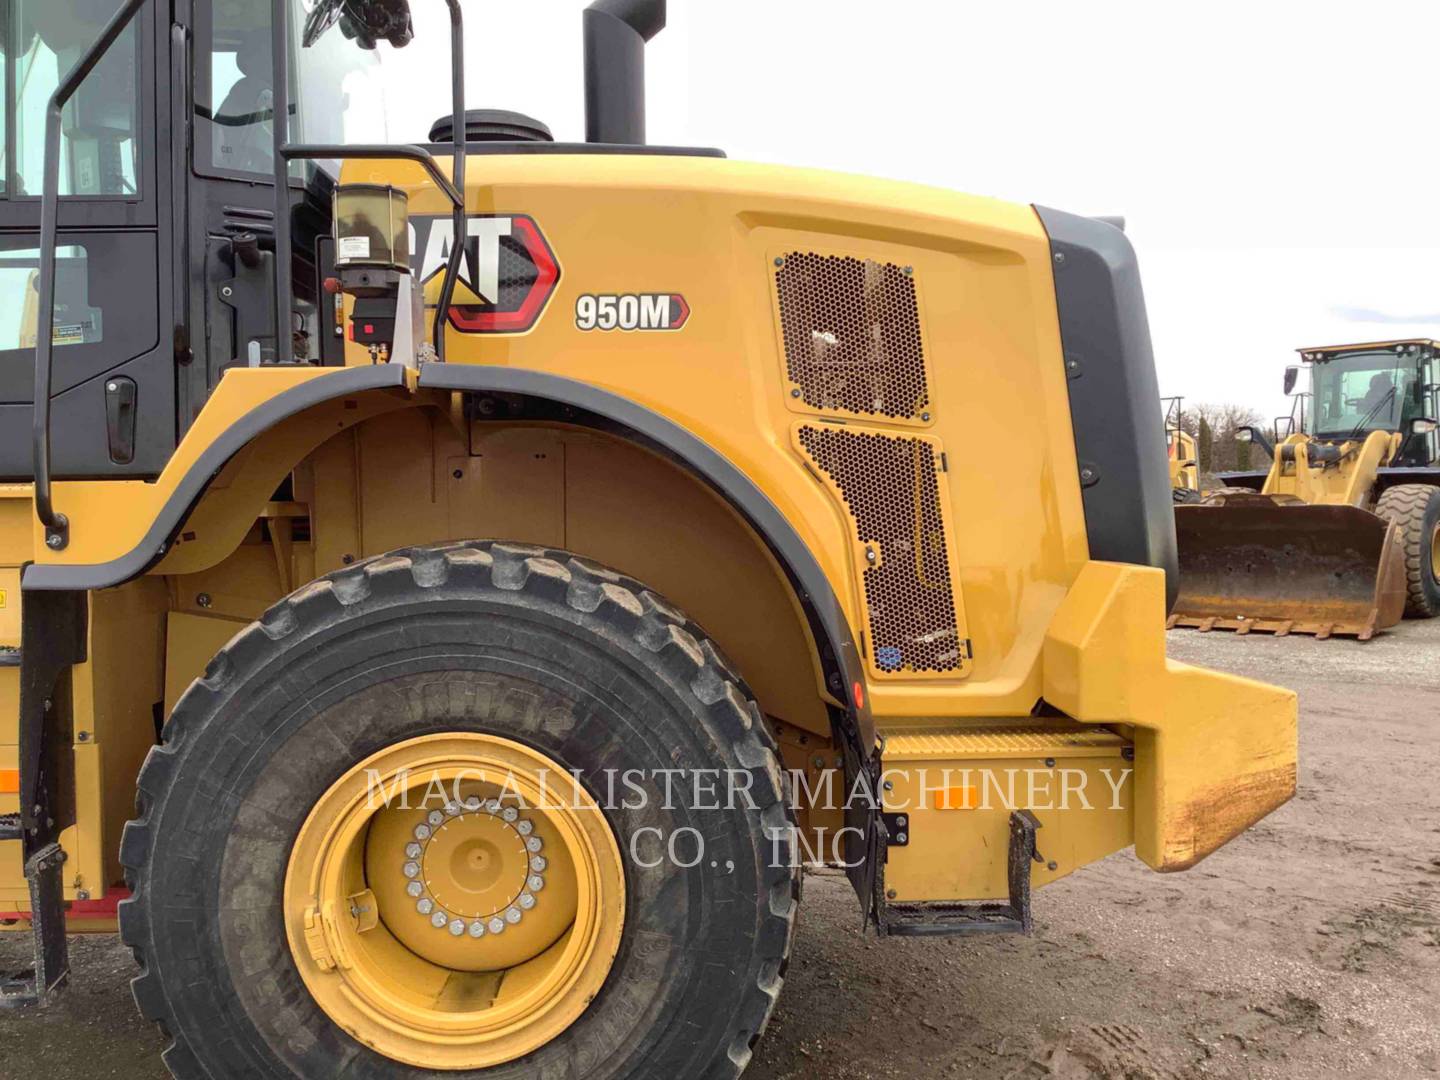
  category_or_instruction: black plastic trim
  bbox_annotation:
[22,365,408,592]
[417,363,875,757]
[1035,206,1178,610]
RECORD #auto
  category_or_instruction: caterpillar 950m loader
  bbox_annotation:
[0,1,1297,1076]
[1171,340,1440,639]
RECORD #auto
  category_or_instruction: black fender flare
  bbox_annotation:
[22,365,411,592]
[416,363,874,758]
[22,361,873,758]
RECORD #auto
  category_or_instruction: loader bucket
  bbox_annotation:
[1170,495,1408,640]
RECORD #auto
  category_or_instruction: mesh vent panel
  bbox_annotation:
[775,252,929,420]
[798,425,962,674]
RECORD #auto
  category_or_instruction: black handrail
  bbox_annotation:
[32,0,150,551]
[270,0,468,364]
[36,0,470,549]
[280,145,464,210]
[435,0,466,360]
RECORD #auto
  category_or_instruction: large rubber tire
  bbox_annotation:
[119,542,798,1079]
[1376,485,1440,618]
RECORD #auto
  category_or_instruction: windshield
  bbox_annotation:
[200,0,388,179]
[1309,349,1422,437]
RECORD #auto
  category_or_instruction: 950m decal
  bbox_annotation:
[575,293,690,332]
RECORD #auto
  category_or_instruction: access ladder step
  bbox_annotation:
[879,810,1044,937]
[0,648,19,667]
[0,814,20,842]
[0,843,68,1009]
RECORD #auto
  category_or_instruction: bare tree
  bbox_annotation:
[1180,401,1266,482]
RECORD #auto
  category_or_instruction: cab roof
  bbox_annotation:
[1296,339,1439,361]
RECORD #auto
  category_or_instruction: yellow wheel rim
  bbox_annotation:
[1431,520,1439,580]
[284,733,625,1070]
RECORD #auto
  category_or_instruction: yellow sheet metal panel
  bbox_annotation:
[1043,561,1297,871]
[0,567,18,648]
[79,581,168,890]
[0,486,33,570]
[385,154,1083,717]
[0,660,16,753]
[164,612,251,718]
[881,721,1134,901]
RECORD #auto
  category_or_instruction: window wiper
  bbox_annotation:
[1348,386,1396,441]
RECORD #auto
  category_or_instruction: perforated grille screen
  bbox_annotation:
[797,426,963,675]
[775,253,929,420]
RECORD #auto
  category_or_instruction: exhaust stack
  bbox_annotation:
[584,0,665,144]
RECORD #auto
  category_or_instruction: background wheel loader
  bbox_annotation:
[0,1,1298,1076]
[1163,396,1202,503]
[1170,339,1440,639]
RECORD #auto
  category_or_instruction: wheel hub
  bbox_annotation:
[365,791,574,971]
[284,733,625,1070]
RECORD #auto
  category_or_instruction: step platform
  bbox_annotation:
[875,720,1134,936]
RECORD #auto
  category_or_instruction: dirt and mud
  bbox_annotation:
[3,623,1437,1079]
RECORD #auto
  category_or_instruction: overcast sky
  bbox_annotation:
[373,0,1440,423]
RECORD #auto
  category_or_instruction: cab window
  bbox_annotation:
[198,0,387,180]
[9,0,140,197]
[1312,350,1416,436]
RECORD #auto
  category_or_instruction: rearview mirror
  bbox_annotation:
[1283,366,1300,395]
[304,0,414,50]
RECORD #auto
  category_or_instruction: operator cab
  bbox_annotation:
[9,0,704,492]
[1290,340,1440,467]
[0,0,393,480]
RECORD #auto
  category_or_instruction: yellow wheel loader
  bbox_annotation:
[1171,340,1440,639]
[0,1,1297,1076]
[1163,396,1201,503]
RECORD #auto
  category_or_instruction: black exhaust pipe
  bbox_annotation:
[584,0,665,145]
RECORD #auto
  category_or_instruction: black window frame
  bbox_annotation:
[0,0,157,229]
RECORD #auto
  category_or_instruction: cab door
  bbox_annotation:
[0,0,173,480]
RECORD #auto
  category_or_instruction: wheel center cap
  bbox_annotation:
[425,812,529,917]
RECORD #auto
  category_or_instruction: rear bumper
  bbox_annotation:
[1045,561,1297,871]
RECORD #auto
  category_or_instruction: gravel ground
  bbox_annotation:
[3,621,1438,1079]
